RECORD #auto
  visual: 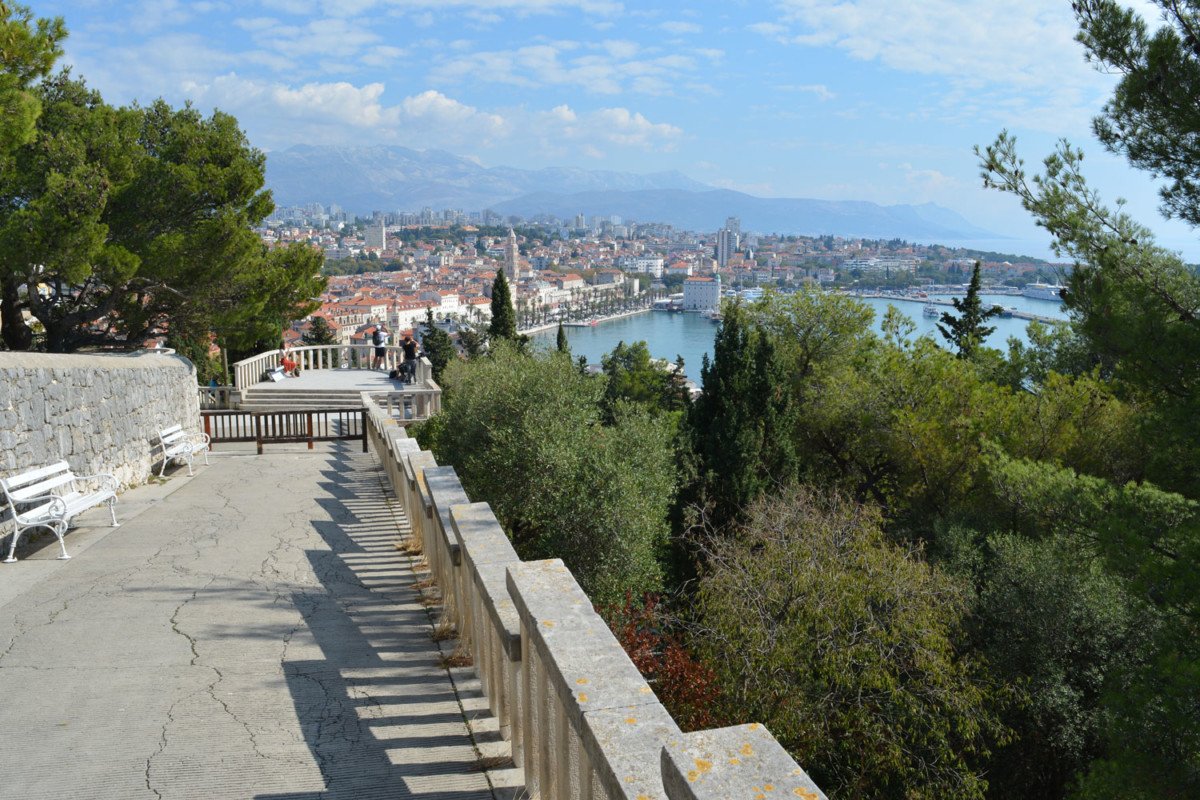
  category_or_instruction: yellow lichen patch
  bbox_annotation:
[794,789,819,799]
[729,758,741,766]
[577,692,589,702]
[694,758,713,776]
[687,771,699,782]
[638,686,653,694]
[626,776,636,783]
[765,784,775,791]
[741,743,754,756]
[576,677,589,685]
[625,717,638,724]
[748,723,761,731]
[791,769,803,776]
[637,796,651,800]
[541,620,555,628]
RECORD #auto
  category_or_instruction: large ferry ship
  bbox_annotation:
[1022,282,1065,301]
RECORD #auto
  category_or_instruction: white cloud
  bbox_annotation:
[777,83,835,101]
[758,0,1126,132]
[176,74,678,160]
[593,107,681,147]
[661,21,701,34]
[430,39,700,95]
[181,76,508,146]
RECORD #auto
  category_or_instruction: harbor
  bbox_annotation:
[533,290,1069,382]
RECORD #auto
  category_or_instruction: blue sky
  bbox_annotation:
[35,0,1199,257]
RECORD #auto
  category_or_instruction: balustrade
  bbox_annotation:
[231,345,418,392]
[361,396,828,800]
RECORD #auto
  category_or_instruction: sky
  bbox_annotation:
[33,0,1200,258]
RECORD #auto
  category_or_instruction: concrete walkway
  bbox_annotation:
[0,443,510,799]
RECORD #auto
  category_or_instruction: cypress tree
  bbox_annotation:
[422,308,456,383]
[937,260,1000,357]
[489,270,517,341]
[555,321,569,354]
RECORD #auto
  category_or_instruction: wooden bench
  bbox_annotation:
[156,424,210,477]
[1,462,119,563]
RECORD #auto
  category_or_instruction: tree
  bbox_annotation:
[413,341,676,605]
[600,340,684,422]
[937,260,1000,357]
[976,7,1200,789]
[488,269,517,341]
[0,73,323,352]
[1075,0,1200,228]
[693,486,1007,800]
[302,316,338,346]
[457,322,487,358]
[555,320,569,354]
[0,3,64,160]
[421,308,455,383]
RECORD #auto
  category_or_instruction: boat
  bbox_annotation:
[1022,282,1065,301]
[923,304,939,318]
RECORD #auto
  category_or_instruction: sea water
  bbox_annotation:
[532,294,1068,383]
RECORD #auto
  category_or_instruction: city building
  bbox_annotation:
[683,274,721,311]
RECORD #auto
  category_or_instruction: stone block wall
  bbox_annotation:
[0,351,200,492]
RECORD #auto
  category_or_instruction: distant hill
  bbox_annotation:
[265,145,996,240]
[265,145,708,213]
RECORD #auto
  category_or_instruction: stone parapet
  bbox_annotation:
[362,395,828,800]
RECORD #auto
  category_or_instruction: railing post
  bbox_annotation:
[306,412,314,450]
[361,410,368,452]
[254,414,263,455]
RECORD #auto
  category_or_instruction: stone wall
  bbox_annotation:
[0,351,200,492]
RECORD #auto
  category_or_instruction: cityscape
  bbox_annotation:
[267,205,1062,354]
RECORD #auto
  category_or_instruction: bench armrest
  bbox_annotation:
[11,493,69,520]
[73,473,118,492]
[189,432,211,447]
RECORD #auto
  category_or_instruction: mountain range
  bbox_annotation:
[264,145,997,240]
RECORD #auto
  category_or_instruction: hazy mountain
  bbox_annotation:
[492,189,996,240]
[265,145,708,213]
[265,145,996,239]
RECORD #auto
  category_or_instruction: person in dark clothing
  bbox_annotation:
[400,333,420,382]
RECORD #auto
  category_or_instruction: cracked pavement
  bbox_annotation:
[0,442,499,800]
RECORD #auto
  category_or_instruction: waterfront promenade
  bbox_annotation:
[0,443,516,799]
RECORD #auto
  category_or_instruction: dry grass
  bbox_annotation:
[474,754,513,771]
[431,620,458,642]
[439,650,473,669]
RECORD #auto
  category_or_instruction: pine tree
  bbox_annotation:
[937,261,999,358]
[302,316,338,345]
[489,269,517,341]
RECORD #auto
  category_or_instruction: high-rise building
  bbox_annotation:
[365,223,387,251]
[716,228,739,267]
[724,216,741,236]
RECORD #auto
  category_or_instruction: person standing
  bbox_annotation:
[400,332,420,382]
[371,323,389,370]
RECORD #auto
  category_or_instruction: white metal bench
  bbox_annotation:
[1,462,119,563]
[156,424,210,477]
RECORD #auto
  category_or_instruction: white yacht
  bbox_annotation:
[1022,282,1065,301]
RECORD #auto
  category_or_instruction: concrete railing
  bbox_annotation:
[359,383,442,423]
[362,398,828,800]
[233,345,427,392]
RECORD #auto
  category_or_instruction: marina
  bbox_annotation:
[533,291,1069,382]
